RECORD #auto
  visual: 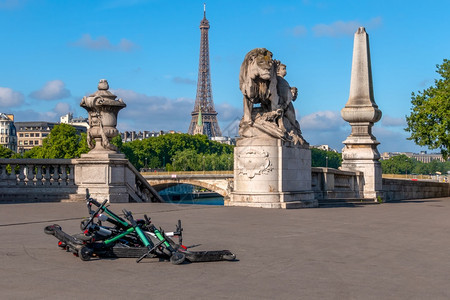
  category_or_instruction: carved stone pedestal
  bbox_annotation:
[75,152,135,203]
[341,141,383,200]
[226,137,316,209]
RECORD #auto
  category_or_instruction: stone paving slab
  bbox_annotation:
[1,198,450,299]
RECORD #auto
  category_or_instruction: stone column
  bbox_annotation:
[340,27,383,200]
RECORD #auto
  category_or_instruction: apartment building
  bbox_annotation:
[0,113,17,152]
[15,121,86,153]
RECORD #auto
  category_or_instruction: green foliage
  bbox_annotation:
[406,59,450,159]
[117,133,234,171]
[20,124,89,159]
[381,155,414,174]
[170,149,233,171]
[311,148,342,168]
[0,145,14,158]
[381,154,450,174]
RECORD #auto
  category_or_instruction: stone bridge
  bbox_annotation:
[143,170,449,203]
[143,171,233,198]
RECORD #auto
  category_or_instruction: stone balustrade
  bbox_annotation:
[0,159,78,202]
[311,167,449,201]
[0,159,75,187]
[311,167,364,200]
[0,158,161,203]
[125,160,161,203]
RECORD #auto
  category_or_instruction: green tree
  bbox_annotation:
[311,148,342,168]
[24,123,89,159]
[381,154,414,174]
[0,145,14,158]
[406,59,450,159]
[116,133,234,171]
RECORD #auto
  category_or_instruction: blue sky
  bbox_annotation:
[0,0,448,154]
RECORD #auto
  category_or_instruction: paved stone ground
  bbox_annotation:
[1,198,450,299]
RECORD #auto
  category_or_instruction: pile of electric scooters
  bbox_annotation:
[44,189,236,265]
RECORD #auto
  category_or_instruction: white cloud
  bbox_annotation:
[0,0,26,10]
[100,0,148,10]
[381,115,406,127]
[111,89,194,132]
[215,102,242,122]
[0,87,25,108]
[297,110,426,153]
[300,110,346,130]
[312,17,382,37]
[172,77,196,85]
[11,102,74,123]
[29,80,71,101]
[313,20,361,37]
[299,110,349,150]
[53,102,73,115]
[373,126,428,153]
[70,34,138,52]
[287,25,308,37]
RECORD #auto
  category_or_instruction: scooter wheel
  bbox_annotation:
[79,246,92,261]
[222,253,236,261]
[170,252,185,265]
[44,224,61,235]
[80,219,89,231]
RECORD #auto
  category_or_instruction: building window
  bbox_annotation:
[30,133,35,137]
[24,140,28,145]
[25,133,29,137]
[0,137,3,143]
[19,133,23,137]
[5,129,8,135]
[34,140,39,145]
[36,133,40,137]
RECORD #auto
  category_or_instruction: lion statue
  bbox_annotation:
[238,48,308,146]
[239,48,278,125]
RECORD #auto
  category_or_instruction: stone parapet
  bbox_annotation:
[382,178,449,201]
[0,157,162,203]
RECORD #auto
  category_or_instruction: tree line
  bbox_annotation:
[381,154,449,175]
[1,123,344,171]
[111,133,234,171]
[2,123,448,175]
[0,124,89,159]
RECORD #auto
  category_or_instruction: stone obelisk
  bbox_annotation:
[341,27,382,200]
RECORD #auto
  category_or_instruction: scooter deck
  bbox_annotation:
[183,250,236,262]
[44,224,84,252]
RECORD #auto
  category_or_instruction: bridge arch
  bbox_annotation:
[148,179,229,198]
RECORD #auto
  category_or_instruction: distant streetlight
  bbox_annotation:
[405,158,408,178]
[202,155,205,173]
[325,156,328,168]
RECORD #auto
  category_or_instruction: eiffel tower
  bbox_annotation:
[187,4,222,138]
